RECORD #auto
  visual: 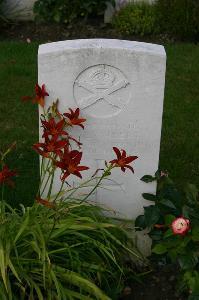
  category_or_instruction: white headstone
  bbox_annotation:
[38,39,166,220]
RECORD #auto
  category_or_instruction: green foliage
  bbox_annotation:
[136,172,199,297]
[140,175,156,183]
[0,200,141,299]
[155,0,199,40]
[113,0,199,40]
[34,0,115,23]
[112,2,157,36]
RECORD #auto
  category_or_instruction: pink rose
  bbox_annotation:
[171,217,190,236]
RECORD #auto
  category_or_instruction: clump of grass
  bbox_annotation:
[0,200,142,299]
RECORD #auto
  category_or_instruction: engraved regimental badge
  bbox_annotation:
[73,64,130,118]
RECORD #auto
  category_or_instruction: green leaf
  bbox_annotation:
[152,244,167,254]
[168,249,178,261]
[14,212,29,243]
[135,215,146,230]
[184,271,199,294]
[50,269,62,299]
[54,266,111,300]
[164,214,176,225]
[163,229,173,239]
[159,199,177,210]
[144,205,160,227]
[181,236,191,248]
[159,185,182,208]
[0,246,7,291]
[8,258,21,283]
[192,227,199,241]
[140,175,156,183]
[182,205,199,220]
[142,193,157,201]
[179,254,198,270]
[163,236,181,249]
[185,183,198,204]
[149,229,163,241]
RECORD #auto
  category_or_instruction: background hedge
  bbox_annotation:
[113,0,199,40]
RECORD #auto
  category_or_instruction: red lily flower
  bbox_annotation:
[41,118,82,148]
[54,147,89,181]
[0,165,17,187]
[22,83,49,107]
[110,147,138,173]
[64,108,86,129]
[34,84,49,107]
[41,117,68,139]
[36,197,55,208]
[33,136,67,158]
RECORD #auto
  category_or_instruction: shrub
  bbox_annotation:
[34,0,115,23]
[155,0,199,40]
[113,0,199,40]
[135,171,199,299]
[112,2,157,36]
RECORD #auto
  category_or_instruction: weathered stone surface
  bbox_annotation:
[2,0,35,20]
[38,39,166,220]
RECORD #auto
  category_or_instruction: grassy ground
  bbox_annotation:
[0,42,198,207]
[160,44,199,187]
[0,42,39,206]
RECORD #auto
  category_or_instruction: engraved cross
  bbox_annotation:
[75,79,129,109]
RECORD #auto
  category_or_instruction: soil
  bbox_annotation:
[119,265,188,300]
[0,19,174,44]
[0,19,190,300]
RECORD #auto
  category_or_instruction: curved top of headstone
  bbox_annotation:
[38,39,166,57]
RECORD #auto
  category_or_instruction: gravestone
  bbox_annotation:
[38,39,166,221]
[2,0,35,20]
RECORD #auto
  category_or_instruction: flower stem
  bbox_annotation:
[40,172,52,197]
[40,157,44,179]
[65,177,100,199]
[81,165,113,203]
[1,184,4,202]
[53,180,64,203]
[37,158,52,197]
[47,167,55,200]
